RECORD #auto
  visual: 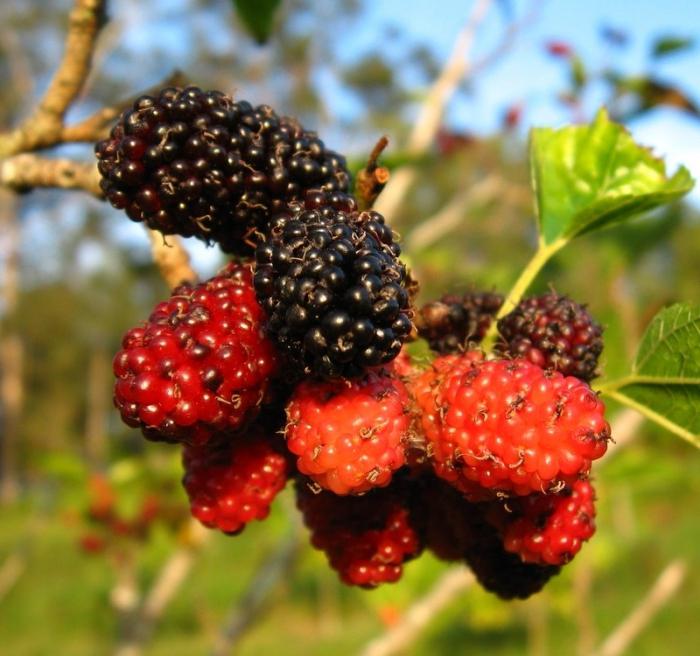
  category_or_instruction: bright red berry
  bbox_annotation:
[285,371,412,495]
[295,479,422,588]
[113,263,279,445]
[501,480,596,566]
[415,353,610,497]
[182,430,290,535]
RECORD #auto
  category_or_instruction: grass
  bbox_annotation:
[0,432,699,655]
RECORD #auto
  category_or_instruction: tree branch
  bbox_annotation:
[148,231,198,289]
[359,568,475,656]
[405,174,503,251]
[0,155,102,196]
[113,521,211,656]
[61,70,188,143]
[373,0,494,223]
[212,526,301,656]
[0,0,107,157]
[374,0,541,225]
[591,560,687,656]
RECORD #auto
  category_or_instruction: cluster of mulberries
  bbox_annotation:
[105,87,609,600]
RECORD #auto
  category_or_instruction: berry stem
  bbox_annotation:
[599,389,700,448]
[481,238,566,353]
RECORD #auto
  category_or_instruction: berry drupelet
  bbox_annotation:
[254,190,413,378]
[95,86,350,253]
[413,352,610,497]
[500,479,597,566]
[497,293,604,381]
[113,263,279,444]
[284,370,412,495]
[416,290,503,354]
[295,479,422,588]
[182,429,290,535]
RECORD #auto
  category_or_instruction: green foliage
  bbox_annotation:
[530,109,694,246]
[600,304,700,447]
[651,35,695,58]
[232,0,281,44]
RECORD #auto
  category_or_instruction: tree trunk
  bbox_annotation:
[0,189,22,503]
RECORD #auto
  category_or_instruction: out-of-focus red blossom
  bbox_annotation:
[503,103,523,129]
[110,518,133,537]
[436,128,477,156]
[79,534,106,554]
[87,474,115,521]
[545,40,573,58]
[138,494,161,525]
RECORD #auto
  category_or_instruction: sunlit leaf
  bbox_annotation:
[602,304,700,447]
[530,109,694,245]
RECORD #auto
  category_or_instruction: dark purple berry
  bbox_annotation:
[497,293,603,381]
[96,87,350,254]
[254,191,412,379]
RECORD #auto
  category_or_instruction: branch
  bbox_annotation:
[113,520,211,656]
[212,526,301,655]
[374,0,541,224]
[405,174,502,251]
[408,0,494,156]
[148,230,198,289]
[0,0,107,157]
[356,136,391,210]
[0,155,102,197]
[61,70,188,143]
[0,552,26,603]
[591,560,687,656]
[373,0,494,223]
[359,568,475,656]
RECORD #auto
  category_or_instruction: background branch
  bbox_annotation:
[359,568,475,656]
[148,231,198,289]
[113,521,211,656]
[374,0,540,226]
[0,155,102,196]
[405,174,503,251]
[0,0,107,157]
[212,523,301,656]
[61,70,188,143]
[590,560,687,656]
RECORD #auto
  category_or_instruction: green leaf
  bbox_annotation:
[601,304,700,447]
[569,55,587,91]
[651,35,695,58]
[530,109,694,246]
[233,0,281,44]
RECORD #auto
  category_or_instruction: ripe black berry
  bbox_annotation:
[95,87,350,254]
[497,293,603,381]
[464,526,561,600]
[416,290,502,354]
[254,191,413,378]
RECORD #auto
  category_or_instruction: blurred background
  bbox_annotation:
[1,0,700,653]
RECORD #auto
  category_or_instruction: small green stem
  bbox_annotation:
[482,238,566,353]
[595,374,700,395]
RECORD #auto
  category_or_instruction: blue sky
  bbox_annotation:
[359,0,700,198]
